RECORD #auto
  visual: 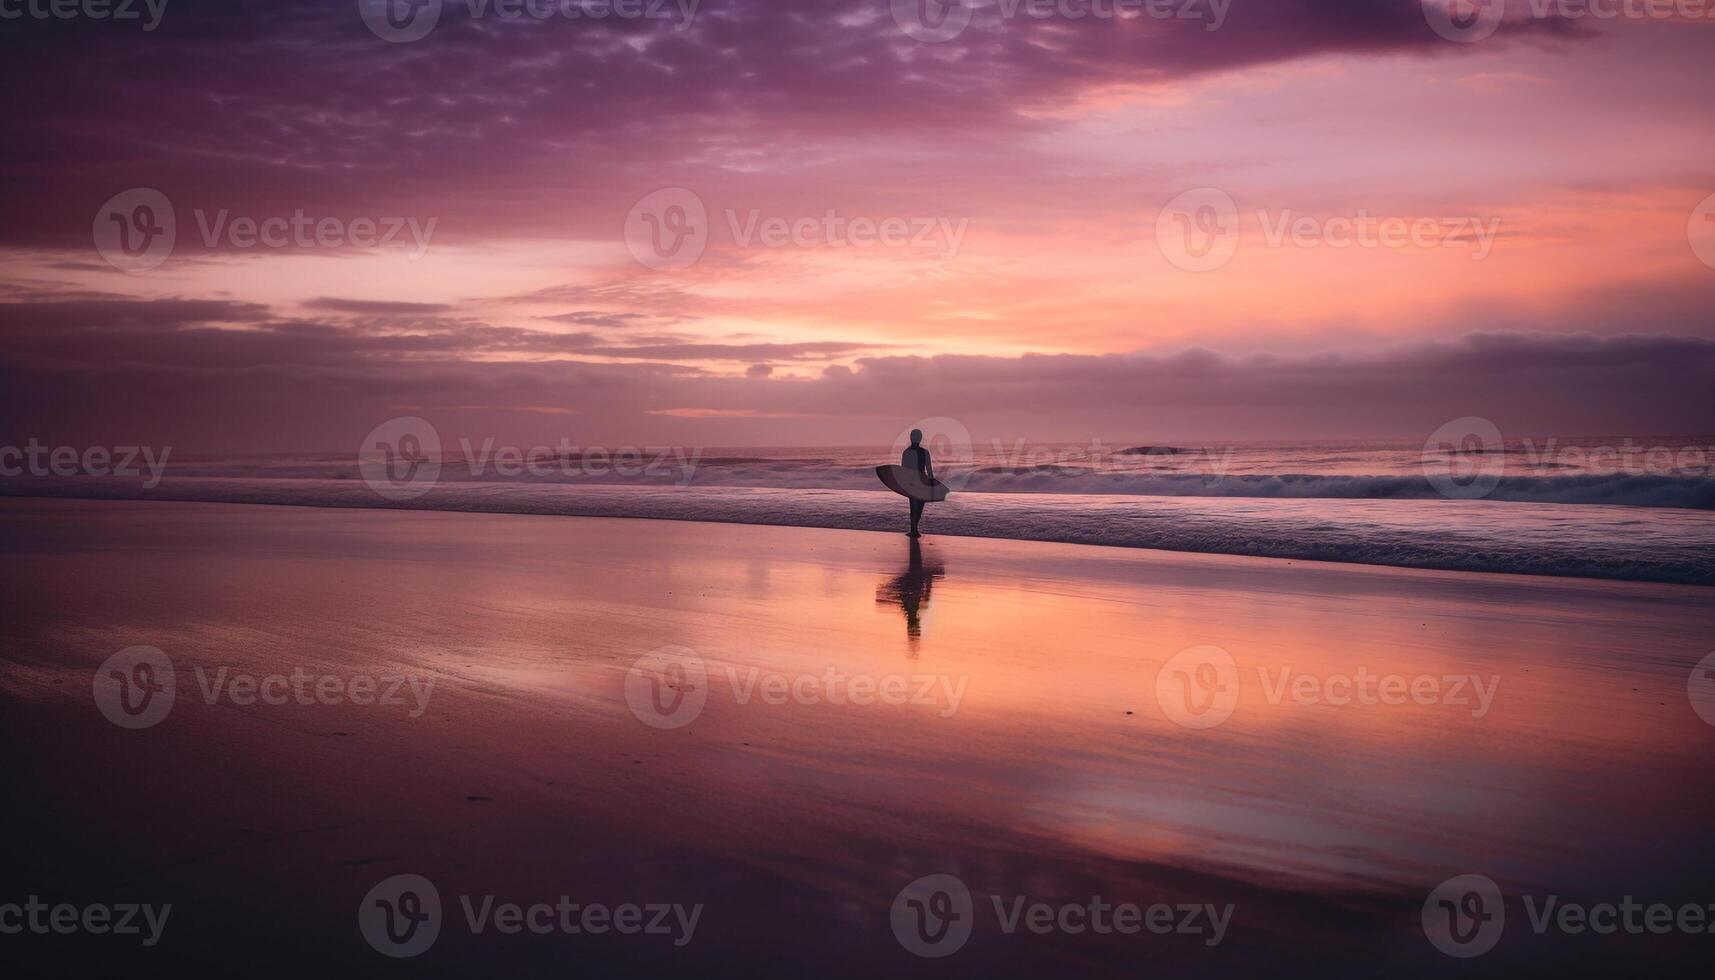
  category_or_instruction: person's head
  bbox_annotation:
[909,429,923,446]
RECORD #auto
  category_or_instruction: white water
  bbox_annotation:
[7,475,1711,585]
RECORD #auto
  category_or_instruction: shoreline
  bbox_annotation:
[3,478,1712,587]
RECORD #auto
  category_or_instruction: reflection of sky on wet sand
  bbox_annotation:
[4,500,1713,976]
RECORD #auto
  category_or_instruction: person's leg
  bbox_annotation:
[909,498,924,537]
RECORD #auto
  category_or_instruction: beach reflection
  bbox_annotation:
[875,537,945,649]
[10,503,1715,977]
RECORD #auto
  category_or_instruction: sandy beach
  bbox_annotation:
[3,498,1713,977]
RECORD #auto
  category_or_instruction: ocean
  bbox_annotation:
[5,437,1713,585]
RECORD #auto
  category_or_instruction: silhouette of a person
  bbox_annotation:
[902,428,934,538]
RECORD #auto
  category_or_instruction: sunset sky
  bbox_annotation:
[2,0,1713,448]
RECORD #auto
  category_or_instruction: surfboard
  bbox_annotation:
[875,465,950,502]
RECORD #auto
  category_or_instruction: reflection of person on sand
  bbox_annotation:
[875,537,945,646]
[902,429,933,538]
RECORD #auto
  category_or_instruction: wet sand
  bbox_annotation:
[2,499,1712,977]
